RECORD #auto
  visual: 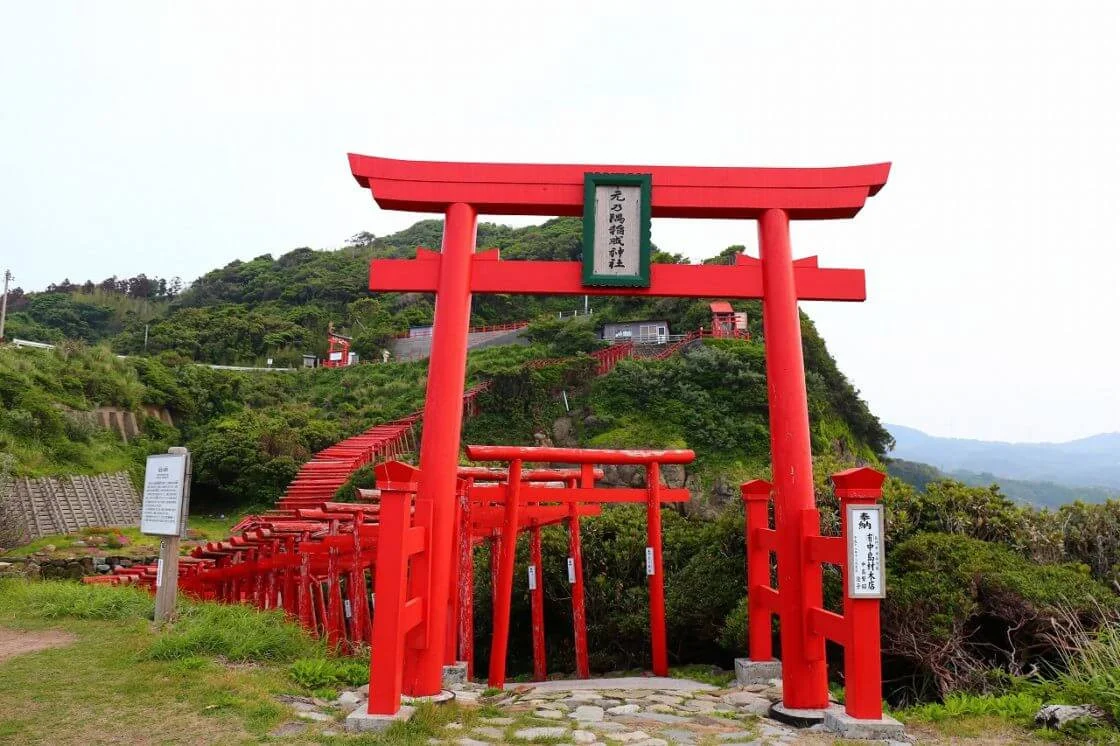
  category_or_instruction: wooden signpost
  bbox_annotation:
[140,447,191,622]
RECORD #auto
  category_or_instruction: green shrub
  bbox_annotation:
[885,533,1116,698]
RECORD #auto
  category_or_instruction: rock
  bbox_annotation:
[607,704,641,715]
[633,740,668,746]
[536,709,565,719]
[629,712,688,724]
[335,691,362,706]
[645,695,683,706]
[646,704,677,714]
[1035,704,1106,729]
[95,564,111,573]
[472,726,505,739]
[482,717,515,726]
[295,711,333,722]
[573,730,597,743]
[44,544,56,552]
[455,690,480,703]
[445,722,464,730]
[661,464,687,488]
[553,417,576,446]
[717,731,756,741]
[604,731,650,743]
[514,726,568,740]
[456,738,490,746]
[570,705,605,722]
[660,730,696,744]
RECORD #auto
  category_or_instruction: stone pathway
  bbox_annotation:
[273,676,910,744]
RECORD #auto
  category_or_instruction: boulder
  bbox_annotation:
[1035,704,1106,729]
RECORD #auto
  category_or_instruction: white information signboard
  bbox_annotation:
[527,565,538,591]
[140,453,187,536]
[645,547,655,576]
[846,504,886,598]
[567,558,576,584]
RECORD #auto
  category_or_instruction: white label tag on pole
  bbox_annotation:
[528,565,538,591]
[156,557,164,588]
[567,558,576,584]
[344,599,352,618]
[645,547,655,576]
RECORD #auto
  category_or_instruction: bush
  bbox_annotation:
[885,533,1117,699]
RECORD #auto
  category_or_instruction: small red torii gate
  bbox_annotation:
[350,154,890,719]
[465,444,694,688]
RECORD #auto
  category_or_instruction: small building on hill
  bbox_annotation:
[600,319,670,344]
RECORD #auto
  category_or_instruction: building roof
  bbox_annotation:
[709,301,734,313]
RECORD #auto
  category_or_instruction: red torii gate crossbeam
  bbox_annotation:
[350,154,889,713]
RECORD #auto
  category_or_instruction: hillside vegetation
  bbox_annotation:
[5,218,1120,739]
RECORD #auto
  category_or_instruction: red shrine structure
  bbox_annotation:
[346,154,893,729]
[323,322,353,368]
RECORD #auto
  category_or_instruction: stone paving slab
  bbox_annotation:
[508,677,716,693]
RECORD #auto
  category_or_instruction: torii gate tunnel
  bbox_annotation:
[350,154,890,714]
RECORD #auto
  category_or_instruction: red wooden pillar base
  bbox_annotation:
[568,492,590,679]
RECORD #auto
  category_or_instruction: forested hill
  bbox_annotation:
[3,218,733,367]
[1,215,892,492]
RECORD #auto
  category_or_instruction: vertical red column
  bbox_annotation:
[834,468,887,720]
[404,202,477,695]
[757,208,829,709]
[489,459,523,688]
[741,479,774,661]
[458,481,475,679]
[569,471,590,678]
[529,523,547,680]
[446,482,464,665]
[646,461,668,676]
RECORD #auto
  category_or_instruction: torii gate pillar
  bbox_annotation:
[402,202,477,694]
[758,209,828,708]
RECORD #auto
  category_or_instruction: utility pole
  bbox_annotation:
[0,269,12,343]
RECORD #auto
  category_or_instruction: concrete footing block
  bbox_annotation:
[442,662,468,687]
[768,701,834,727]
[734,658,782,686]
[344,704,415,733]
[822,708,906,739]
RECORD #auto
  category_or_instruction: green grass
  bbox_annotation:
[0,577,154,619]
[146,600,324,663]
[669,663,736,688]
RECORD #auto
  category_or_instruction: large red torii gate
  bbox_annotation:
[350,154,889,715]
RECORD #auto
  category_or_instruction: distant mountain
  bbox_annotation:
[886,458,1118,507]
[887,424,1120,490]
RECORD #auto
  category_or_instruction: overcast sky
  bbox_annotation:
[2,1,1118,444]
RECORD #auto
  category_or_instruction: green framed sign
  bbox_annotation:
[581,173,652,287]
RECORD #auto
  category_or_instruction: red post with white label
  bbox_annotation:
[529,523,547,680]
[833,467,887,720]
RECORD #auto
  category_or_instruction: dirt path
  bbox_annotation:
[0,627,76,663]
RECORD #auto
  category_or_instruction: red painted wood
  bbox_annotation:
[529,524,546,681]
[568,488,589,679]
[758,208,829,709]
[488,460,523,688]
[348,154,889,219]
[647,462,668,677]
[741,479,774,661]
[370,254,866,302]
[404,202,478,696]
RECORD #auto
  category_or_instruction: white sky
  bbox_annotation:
[2,1,1118,443]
